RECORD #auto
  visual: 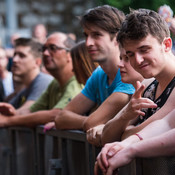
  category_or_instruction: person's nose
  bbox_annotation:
[13,55,20,62]
[86,36,94,47]
[118,60,124,68]
[135,53,144,65]
[43,48,50,56]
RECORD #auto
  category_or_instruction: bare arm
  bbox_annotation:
[16,100,35,115]
[95,109,175,175]
[83,92,130,131]
[0,100,34,116]
[55,93,96,130]
[104,129,175,175]
[101,82,157,145]
[131,128,175,157]
[0,108,60,128]
[101,104,133,144]
[122,88,175,139]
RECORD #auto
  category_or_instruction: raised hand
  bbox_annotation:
[122,81,157,121]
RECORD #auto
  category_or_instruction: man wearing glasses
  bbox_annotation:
[0,32,82,127]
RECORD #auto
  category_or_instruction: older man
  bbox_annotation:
[0,32,82,127]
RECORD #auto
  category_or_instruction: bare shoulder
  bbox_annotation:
[166,87,175,105]
[141,78,155,88]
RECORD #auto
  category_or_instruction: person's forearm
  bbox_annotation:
[16,100,35,115]
[6,109,60,127]
[132,129,175,158]
[122,109,175,140]
[83,93,130,131]
[55,110,87,130]
[101,103,137,145]
[101,117,130,145]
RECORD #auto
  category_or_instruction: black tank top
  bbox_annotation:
[136,77,175,124]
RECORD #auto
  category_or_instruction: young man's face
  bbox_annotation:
[12,46,37,77]
[83,25,117,62]
[123,34,166,79]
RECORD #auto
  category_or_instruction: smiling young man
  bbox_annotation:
[95,8,175,175]
[54,5,135,131]
[117,9,175,137]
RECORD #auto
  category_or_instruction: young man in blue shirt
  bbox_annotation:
[55,5,135,131]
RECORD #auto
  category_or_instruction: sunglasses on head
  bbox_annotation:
[42,44,70,53]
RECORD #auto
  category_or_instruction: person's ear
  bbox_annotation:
[35,57,42,66]
[163,37,172,52]
[114,35,118,46]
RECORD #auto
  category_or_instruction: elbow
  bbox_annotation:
[51,109,60,120]
[83,118,92,131]
[54,110,66,130]
[54,117,60,130]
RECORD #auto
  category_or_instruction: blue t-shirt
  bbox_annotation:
[81,66,135,105]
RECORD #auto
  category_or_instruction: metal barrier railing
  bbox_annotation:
[35,126,99,175]
[0,127,175,175]
[4,126,101,175]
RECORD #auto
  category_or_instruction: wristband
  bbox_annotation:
[134,133,143,140]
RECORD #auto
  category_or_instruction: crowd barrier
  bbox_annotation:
[0,127,175,175]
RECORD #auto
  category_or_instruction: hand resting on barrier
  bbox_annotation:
[43,122,55,133]
[0,102,16,116]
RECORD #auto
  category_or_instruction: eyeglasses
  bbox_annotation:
[42,44,70,53]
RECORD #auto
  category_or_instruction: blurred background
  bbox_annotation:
[0,0,175,46]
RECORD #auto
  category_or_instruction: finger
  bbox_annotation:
[94,161,98,175]
[136,81,142,91]
[101,148,110,168]
[95,134,102,147]
[133,82,145,99]
[135,110,145,116]
[86,128,92,141]
[107,144,122,158]
[92,129,97,139]
[137,97,156,104]
[96,154,107,173]
[135,99,157,109]
[138,102,157,109]
[94,161,101,175]
[106,167,115,175]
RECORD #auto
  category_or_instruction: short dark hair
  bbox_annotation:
[80,5,125,39]
[117,8,170,46]
[14,38,43,58]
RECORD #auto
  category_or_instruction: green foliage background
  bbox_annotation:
[97,0,175,15]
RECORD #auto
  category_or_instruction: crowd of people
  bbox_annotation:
[0,3,175,175]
